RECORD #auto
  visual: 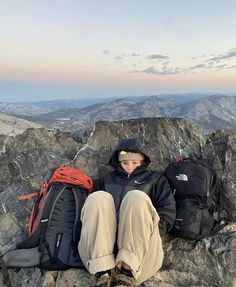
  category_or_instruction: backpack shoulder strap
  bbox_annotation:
[72,187,88,245]
[17,184,68,249]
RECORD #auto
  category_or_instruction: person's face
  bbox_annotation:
[120,160,142,175]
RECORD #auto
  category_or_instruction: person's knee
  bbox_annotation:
[123,190,151,207]
[84,191,114,211]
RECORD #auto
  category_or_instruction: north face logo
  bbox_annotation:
[176,174,188,181]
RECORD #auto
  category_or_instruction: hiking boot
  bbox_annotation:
[113,268,135,287]
[91,272,112,287]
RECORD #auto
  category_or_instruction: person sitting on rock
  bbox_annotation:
[78,137,176,287]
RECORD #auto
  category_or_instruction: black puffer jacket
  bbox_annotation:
[94,138,176,235]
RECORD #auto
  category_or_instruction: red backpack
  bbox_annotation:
[19,166,93,236]
[1,166,93,285]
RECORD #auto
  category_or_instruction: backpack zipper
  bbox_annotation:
[196,162,210,207]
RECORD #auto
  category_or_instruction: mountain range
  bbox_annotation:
[1,94,236,135]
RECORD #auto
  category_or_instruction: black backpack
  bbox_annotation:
[0,166,93,287]
[164,157,217,240]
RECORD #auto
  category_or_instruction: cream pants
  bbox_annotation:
[78,190,164,284]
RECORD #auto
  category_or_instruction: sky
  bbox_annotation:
[0,0,236,102]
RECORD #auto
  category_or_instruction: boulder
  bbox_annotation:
[0,118,235,287]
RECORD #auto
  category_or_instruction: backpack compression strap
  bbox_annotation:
[18,192,39,201]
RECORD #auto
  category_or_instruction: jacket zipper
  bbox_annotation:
[118,174,130,210]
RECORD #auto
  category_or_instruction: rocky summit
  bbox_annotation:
[0,117,236,287]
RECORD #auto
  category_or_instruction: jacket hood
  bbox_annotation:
[109,138,151,168]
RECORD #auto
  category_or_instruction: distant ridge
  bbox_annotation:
[0,97,120,116]
[1,94,236,134]
[0,93,219,115]
[0,112,43,136]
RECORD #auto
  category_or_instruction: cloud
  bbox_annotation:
[189,64,206,70]
[226,65,236,69]
[102,50,110,55]
[162,61,170,65]
[187,48,236,72]
[146,54,169,60]
[191,55,206,60]
[160,67,181,75]
[114,53,127,60]
[205,62,214,68]
[142,67,159,74]
[140,66,180,75]
[207,50,236,62]
[132,53,141,57]
[114,56,123,60]
[215,64,227,69]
